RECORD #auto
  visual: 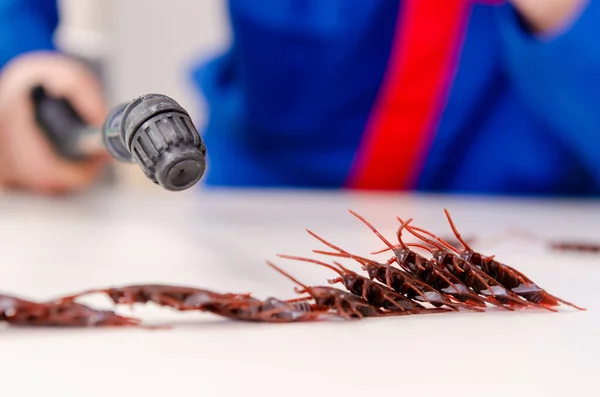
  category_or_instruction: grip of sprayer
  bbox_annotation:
[30,85,89,161]
[31,85,207,192]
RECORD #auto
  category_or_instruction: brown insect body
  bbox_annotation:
[205,296,324,323]
[276,254,448,315]
[267,261,388,319]
[401,224,544,311]
[305,229,480,312]
[550,241,600,253]
[392,247,489,308]
[0,294,139,327]
[462,250,584,311]
[61,284,253,312]
[65,284,328,323]
[317,249,461,310]
[431,249,551,311]
[424,209,585,312]
[1,208,584,329]
[347,210,488,309]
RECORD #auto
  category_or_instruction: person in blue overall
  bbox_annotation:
[0,0,598,196]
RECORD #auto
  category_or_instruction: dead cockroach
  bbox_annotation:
[349,210,489,309]
[276,253,450,315]
[402,222,553,312]
[418,209,585,311]
[550,241,600,253]
[304,228,481,312]
[463,226,600,254]
[266,261,391,320]
[0,293,140,327]
[203,294,331,323]
[61,284,326,323]
[59,284,254,312]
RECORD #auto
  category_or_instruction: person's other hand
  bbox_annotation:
[511,0,588,34]
[0,51,110,195]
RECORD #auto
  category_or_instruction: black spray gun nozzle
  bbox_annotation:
[31,85,208,192]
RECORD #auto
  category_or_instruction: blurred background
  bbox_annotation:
[55,0,230,188]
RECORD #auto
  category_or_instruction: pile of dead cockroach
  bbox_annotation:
[0,209,585,328]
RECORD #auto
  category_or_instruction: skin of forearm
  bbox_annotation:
[510,0,589,34]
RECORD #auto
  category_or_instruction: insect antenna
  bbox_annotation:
[371,246,393,254]
[552,296,586,311]
[313,248,358,260]
[332,261,353,274]
[444,209,473,252]
[348,210,399,251]
[403,223,460,254]
[56,287,110,302]
[276,254,346,277]
[405,243,436,254]
[266,261,312,295]
[307,229,381,270]
[313,250,351,259]
[403,225,465,273]
[306,229,352,256]
[284,296,313,304]
[369,216,415,255]
[314,249,382,272]
[394,217,414,250]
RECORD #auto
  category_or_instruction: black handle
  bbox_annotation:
[30,85,90,161]
[30,85,208,191]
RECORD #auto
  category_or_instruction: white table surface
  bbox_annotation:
[0,187,599,397]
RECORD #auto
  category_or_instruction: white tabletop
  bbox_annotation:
[0,187,599,397]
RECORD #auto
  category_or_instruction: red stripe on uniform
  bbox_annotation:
[345,0,473,190]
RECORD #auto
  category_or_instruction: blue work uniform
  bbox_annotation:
[1,0,599,196]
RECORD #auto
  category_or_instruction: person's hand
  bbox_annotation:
[0,51,110,195]
[510,0,588,34]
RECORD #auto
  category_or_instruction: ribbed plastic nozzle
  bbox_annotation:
[118,94,207,191]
